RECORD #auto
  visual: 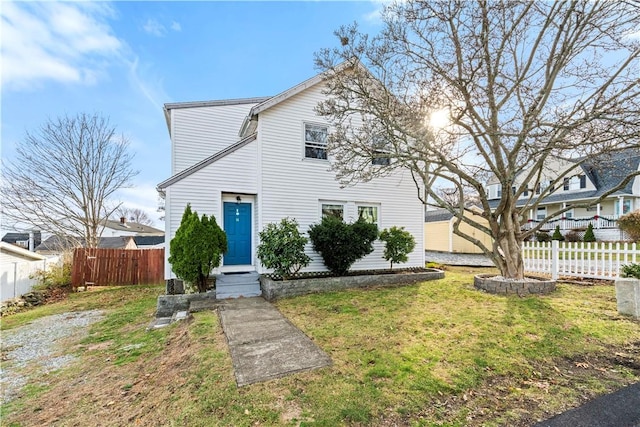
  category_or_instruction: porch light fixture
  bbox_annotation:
[236,196,242,203]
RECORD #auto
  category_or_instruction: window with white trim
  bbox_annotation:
[357,205,379,225]
[536,207,546,221]
[304,123,328,160]
[564,204,574,218]
[321,203,344,220]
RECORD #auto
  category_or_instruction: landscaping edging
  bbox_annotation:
[260,269,445,301]
[156,292,215,318]
[474,274,556,297]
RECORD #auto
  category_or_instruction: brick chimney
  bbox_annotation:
[120,216,127,226]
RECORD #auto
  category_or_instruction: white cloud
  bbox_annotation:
[143,18,166,37]
[143,19,182,37]
[363,0,389,24]
[0,2,123,90]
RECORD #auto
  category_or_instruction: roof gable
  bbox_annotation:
[238,59,363,137]
[157,132,257,190]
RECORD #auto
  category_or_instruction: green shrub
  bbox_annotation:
[257,218,311,279]
[536,231,551,242]
[379,226,416,269]
[564,230,582,242]
[552,225,564,241]
[583,223,596,242]
[32,261,72,291]
[621,263,640,279]
[308,216,378,276]
[618,210,640,242]
[169,204,227,293]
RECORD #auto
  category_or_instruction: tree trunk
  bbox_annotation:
[495,211,525,279]
[197,273,208,293]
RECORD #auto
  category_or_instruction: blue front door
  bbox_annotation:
[223,202,252,265]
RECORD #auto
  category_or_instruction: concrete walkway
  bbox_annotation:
[534,382,640,427]
[218,297,332,387]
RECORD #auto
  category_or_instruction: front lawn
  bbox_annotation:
[2,267,639,426]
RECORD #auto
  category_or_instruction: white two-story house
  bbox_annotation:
[157,69,425,281]
[486,150,640,235]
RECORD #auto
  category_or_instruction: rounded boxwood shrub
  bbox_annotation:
[308,216,378,276]
[536,231,551,242]
[257,218,311,279]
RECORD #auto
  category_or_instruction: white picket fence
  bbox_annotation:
[522,241,639,280]
[0,256,60,302]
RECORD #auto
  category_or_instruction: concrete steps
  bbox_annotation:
[216,272,261,299]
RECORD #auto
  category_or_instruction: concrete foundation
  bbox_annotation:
[615,278,640,319]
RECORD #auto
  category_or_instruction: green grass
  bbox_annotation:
[2,270,639,426]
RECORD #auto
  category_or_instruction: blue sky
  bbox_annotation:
[1,1,385,228]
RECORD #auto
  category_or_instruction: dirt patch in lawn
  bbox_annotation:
[375,340,640,426]
[3,319,215,427]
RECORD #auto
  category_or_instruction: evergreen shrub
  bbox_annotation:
[257,218,311,279]
[308,216,378,276]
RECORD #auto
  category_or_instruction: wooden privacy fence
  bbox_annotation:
[72,248,164,288]
[523,241,639,280]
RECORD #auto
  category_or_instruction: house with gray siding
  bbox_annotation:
[157,69,425,283]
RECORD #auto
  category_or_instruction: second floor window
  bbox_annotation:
[564,175,586,191]
[371,135,391,166]
[304,123,328,160]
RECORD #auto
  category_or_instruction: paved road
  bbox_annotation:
[534,382,640,427]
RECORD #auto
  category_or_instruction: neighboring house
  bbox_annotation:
[1,231,41,251]
[103,217,164,237]
[424,209,492,254]
[157,69,425,279]
[133,235,165,249]
[35,235,137,255]
[0,241,47,263]
[1,241,56,302]
[486,149,640,235]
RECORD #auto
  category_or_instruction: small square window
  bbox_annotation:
[358,206,379,225]
[321,203,344,219]
[305,123,328,160]
[371,135,390,166]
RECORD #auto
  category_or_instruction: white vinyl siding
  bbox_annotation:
[165,141,259,279]
[171,102,258,174]
[258,83,423,273]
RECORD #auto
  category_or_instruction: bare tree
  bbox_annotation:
[112,207,154,226]
[316,0,640,279]
[1,113,138,248]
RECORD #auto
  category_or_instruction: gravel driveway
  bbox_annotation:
[1,310,104,404]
